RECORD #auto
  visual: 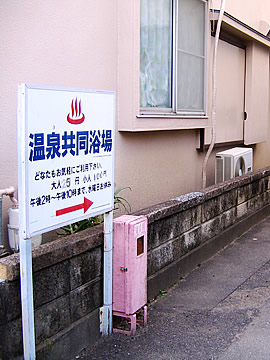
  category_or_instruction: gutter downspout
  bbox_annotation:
[0,186,18,247]
[202,0,226,188]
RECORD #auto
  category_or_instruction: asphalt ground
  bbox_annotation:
[73,215,270,360]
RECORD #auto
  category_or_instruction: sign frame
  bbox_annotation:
[17,84,115,239]
[17,84,115,358]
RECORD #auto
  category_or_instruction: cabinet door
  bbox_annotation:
[126,219,147,314]
[112,220,129,313]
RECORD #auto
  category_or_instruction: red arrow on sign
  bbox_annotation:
[56,197,93,216]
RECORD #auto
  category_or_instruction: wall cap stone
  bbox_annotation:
[0,224,103,281]
[136,167,270,223]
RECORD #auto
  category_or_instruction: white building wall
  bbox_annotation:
[0,1,118,247]
[212,0,270,33]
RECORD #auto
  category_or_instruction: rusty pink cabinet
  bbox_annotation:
[112,215,147,334]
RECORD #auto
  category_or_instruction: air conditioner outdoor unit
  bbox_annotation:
[215,147,253,184]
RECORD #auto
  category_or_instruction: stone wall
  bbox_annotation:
[0,226,104,360]
[1,168,270,359]
[137,168,270,299]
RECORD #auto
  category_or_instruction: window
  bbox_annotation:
[140,0,206,115]
[137,236,144,256]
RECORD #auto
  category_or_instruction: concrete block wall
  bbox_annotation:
[0,226,104,360]
[0,168,270,359]
[138,168,270,299]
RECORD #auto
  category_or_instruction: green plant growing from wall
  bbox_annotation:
[113,186,131,213]
[60,187,131,235]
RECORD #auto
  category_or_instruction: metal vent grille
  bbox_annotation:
[224,156,232,180]
[216,157,224,183]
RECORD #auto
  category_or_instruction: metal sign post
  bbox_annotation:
[17,84,36,359]
[19,237,36,359]
[100,211,113,335]
[17,84,115,358]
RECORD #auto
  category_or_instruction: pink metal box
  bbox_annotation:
[113,215,147,315]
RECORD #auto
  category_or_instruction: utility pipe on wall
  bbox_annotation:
[202,0,226,188]
[0,186,18,249]
[0,186,18,207]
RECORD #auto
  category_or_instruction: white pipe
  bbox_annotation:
[0,186,18,250]
[0,186,18,206]
[202,0,226,188]
[102,211,113,335]
[19,236,36,359]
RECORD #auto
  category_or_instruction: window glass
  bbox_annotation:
[140,0,172,108]
[177,53,205,111]
[140,0,205,113]
[178,0,205,56]
[177,0,205,112]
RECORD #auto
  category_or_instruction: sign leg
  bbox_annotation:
[20,237,36,359]
[100,211,113,335]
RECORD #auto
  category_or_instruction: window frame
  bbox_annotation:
[140,0,208,117]
[117,0,209,132]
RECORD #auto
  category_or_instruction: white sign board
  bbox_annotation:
[18,84,115,238]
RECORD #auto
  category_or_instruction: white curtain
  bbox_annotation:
[140,0,172,108]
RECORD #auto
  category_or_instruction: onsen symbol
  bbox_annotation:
[67,98,85,124]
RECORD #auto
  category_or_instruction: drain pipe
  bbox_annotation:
[0,186,18,249]
[202,0,226,188]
